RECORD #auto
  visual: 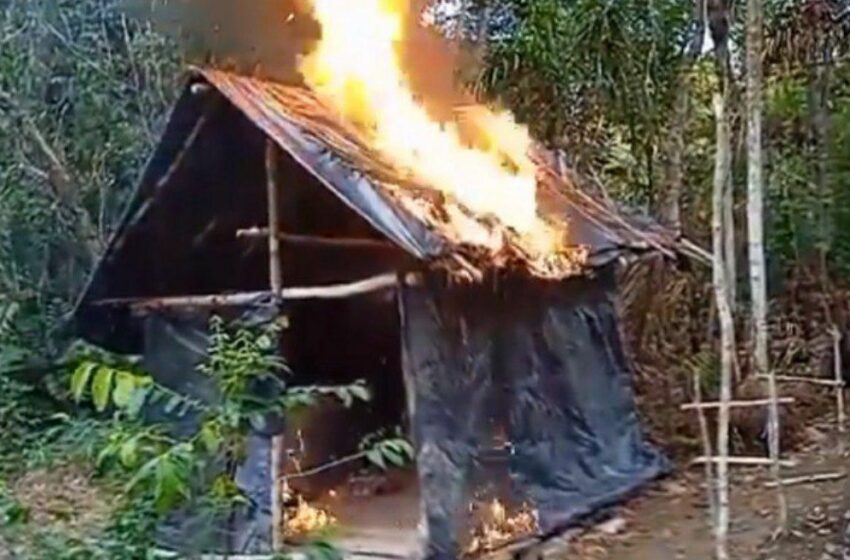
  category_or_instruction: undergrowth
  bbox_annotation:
[0,317,411,559]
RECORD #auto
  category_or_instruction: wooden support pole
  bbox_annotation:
[267,144,283,297]
[832,328,846,434]
[764,471,846,488]
[236,228,395,250]
[692,457,797,467]
[681,398,795,411]
[89,274,401,311]
[692,366,717,524]
[266,140,285,553]
[757,374,844,387]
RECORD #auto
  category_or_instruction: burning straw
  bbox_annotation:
[466,499,539,556]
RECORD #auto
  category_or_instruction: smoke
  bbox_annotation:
[127,0,488,132]
[124,0,318,83]
[395,0,473,121]
[130,1,474,91]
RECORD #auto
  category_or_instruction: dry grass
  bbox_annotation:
[2,462,115,552]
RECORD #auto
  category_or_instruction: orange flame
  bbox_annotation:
[299,0,558,255]
[285,496,337,536]
[467,499,539,554]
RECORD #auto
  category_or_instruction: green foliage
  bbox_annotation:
[0,480,29,527]
[71,360,153,412]
[280,539,344,560]
[364,438,416,470]
[284,382,371,410]
[828,64,850,277]
[0,0,180,358]
[68,316,380,527]
[0,369,63,471]
[359,427,416,470]
[474,0,690,204]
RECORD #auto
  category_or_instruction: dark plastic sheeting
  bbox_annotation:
[400,269,669,559]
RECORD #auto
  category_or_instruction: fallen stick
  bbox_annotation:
[763,471,846,488]
[681,398,795,410]
[691,457,797,467]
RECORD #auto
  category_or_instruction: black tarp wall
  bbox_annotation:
[400,270,669,558]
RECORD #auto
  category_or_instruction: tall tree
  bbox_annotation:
[0,0,179,352]
[711,86,735,560]
[709,0,738,311]
[663,0,707,234]
[747,0,787,530]
[709,4,738,556]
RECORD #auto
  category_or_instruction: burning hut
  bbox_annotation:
[73,66,686,557]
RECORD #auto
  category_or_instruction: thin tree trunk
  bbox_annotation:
[710,30,739,558]
[712,89,736,560]
[662,0,707,233]
[746,0,787,532]
[663,87,688,233]
[746,0,768,393]
[724,172,737,312]
[809,33,833,254]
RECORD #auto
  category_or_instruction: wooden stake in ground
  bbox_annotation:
[711,89,736,560]
[692,366,718,524]
[266,139,286,552]
[832,328,846,434]
[746,0,787,533]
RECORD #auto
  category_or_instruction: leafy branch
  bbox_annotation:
[68,317,392,518]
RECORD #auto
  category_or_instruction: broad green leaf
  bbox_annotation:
[119,438,139,468]
[164,395,183,414]
[126,386,150,418]
[154,459,179,513]
[91,367,115,412]
[153,453,190,513]
[349,383,371,403]
[336,388,353,408]
[96,441,118,470]
[200,422,222,455]
[365,448,386,470]
[112,372,138,408]
[382,448,406,467]
[126,455,159,494]
[396,440,415,458]
[71,362,97,402]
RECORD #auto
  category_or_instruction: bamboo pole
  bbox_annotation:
[692,367,718,524]
[236,227,395,250]
[833,328,846,434]
[90,274,401,310]
[692,457,797,467]
[757,374,844,387]
[711,89,736,560]
[680,398,795,410]
[764,471,846,488]
[266,140,285,552]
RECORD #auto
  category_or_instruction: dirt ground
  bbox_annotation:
[3,425,849,560]
[563,420,850,560]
